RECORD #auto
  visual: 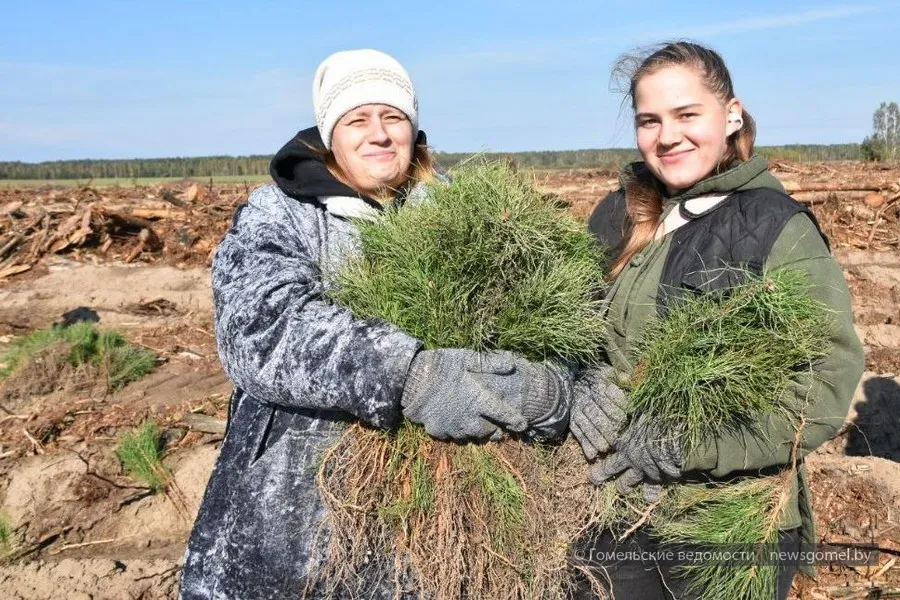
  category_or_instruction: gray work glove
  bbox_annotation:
[588,414,683,500]
[401,349,528,440]
[569,365,628,460]
[401,349,572,441]
[470,351,574,430]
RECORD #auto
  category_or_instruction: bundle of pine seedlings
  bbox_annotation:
[0,321,157,400]
[314,159,612,600]
[622,268,833,599]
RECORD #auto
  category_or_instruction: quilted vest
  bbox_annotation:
[588,187,829,312]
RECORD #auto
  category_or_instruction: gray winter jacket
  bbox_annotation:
[179,176,424,598]
[179,128,568,600]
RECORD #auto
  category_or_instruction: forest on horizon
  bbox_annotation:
[0,144,866,181]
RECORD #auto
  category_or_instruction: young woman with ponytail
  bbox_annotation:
[568,41,864,599]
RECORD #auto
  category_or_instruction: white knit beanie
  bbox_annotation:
[313,49,419,150]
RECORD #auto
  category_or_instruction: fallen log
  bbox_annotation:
[131,207,186,220]
[96,207,157,229]
[50,213,83,246]
[0,264,31,280]
[782,181,884,193]
[0,201,24,216]
[183,183,206,203]
[97,206,184,222]
[791,191,872,204]
[124,229,152,264]
[0,234,22,260]
[160,189,187,208]
[179,413,226,434]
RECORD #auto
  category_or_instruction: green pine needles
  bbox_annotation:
[377,421,435,527]
[115,420,171,493]
[329,159,608,364]
[0,514,15,561]
[652,478,785,599]
[0,322,157,392]
[628,268,832,454]
[458,444,527,548]
[619,269,835,599]
[315,160,612,599]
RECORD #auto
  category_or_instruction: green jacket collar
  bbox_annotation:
[620,155,785,204]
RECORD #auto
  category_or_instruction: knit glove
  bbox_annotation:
[469,351,574,429]
[569,365,628,460]
[588,414,683,499]
[401,349,529,440]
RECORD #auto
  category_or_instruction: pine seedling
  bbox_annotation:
[330,159,608,364]
[459,445,527,548]
[653,478,783,599]
[103,344,158,390]
[0,322,156,391]
[72,325,157,390]
[316,160,613,599]
[378,422,435,527]
[116,420,170,492]
[0,514,15,561]
[629,269,832,454]
[623,269,833,597]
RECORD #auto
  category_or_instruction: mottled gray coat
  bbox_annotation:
[180,122,572,598]
[179,182,423,600]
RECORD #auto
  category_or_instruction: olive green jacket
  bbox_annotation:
[600,157,865,565]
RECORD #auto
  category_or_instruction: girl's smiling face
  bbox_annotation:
[634,65,742,193]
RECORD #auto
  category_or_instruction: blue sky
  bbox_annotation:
[1,1,898,162]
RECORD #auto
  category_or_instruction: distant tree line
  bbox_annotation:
[0,144,867,180]
[755,144,866,162]
[0,156,273,181]
[861,101,899,161]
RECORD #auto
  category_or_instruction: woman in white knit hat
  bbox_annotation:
[178,49,573,599]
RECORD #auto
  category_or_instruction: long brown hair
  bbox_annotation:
[608,41,757,279]
[305,136,437,204]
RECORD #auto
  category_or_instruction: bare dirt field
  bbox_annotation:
[0,161,898,599]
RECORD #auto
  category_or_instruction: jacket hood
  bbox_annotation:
[268,126,430,207]
[619,155,785,203]
[269,126,373,203]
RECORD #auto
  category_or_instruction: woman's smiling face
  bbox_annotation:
[634,65,742,193]
[330,104,414,199]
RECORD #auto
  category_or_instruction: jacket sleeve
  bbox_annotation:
[212,185,422,428]
[684,213,865,477]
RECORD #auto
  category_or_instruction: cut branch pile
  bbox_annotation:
[0,182,250,280]
[535,161,900,249]
[760,163,900,250]
[809,182,900,250]
[1,161,897,284]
